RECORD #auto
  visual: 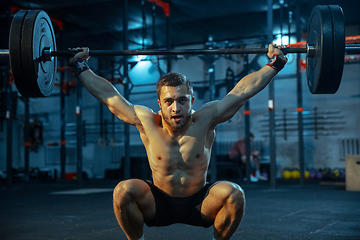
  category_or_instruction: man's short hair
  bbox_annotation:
[156,72,193,99]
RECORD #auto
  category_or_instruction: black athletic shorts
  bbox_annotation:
[143,181,214,228]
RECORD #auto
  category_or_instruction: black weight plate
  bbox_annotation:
[9,10,31,97]
[306,5,334,94]
[327,5,345,94]
[22,10,57,97]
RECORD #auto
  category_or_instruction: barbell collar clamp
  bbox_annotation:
[42,47,54,62]
[307,44,315,58]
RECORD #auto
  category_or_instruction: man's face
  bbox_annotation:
[157,85,194,131]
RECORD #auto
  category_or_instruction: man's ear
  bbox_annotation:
[157,99,161,108]
[191,96,195,105]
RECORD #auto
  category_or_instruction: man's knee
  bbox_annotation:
[217,182,245,210]
[229,186,245,213]
[113,180,142,208]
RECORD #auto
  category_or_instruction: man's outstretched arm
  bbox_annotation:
[209,44,288,125]
[69,47,140,125]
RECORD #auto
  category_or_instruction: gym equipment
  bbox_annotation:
[282,168,291,179]
[9,10,57,97]
[309,169,317,179]
[316,169,323,180]
[0,5,358,97]
[322,168,334,180]
[291,169,300,179]
[333,168,340,179]
[306,5,345,94]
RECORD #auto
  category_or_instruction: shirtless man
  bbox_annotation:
[69,44,287,240]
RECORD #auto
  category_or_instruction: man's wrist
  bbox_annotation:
[266,54,287,73]
[70,59,90,76]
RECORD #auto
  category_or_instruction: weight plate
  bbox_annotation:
[306,5,334,94]
[327,5,345,94]
[9,10,31,97]
[22,10,57,97]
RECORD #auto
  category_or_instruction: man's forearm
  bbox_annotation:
[233,65,277,99]
[234,47,287,100]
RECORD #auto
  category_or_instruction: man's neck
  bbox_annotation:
[162,115,193,138]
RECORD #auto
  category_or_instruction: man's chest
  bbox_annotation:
[145,133,211,170]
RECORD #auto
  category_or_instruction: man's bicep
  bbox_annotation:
[212,95,246,124]
[106,96,142,126]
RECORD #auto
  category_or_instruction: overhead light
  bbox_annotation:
[273,34,297,46]
[131,55,148,62]
[273,34,288,45]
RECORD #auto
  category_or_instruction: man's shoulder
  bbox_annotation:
[134,105,161,123]
[199,100,220,109]
[134,105,154,112]
[193,101,219,118]
[134,105,158,116]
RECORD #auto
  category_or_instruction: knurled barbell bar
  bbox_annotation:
[0,4,359,97]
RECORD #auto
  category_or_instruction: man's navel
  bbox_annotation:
[181,176,186,185]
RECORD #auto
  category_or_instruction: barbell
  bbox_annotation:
[0,5,359,97]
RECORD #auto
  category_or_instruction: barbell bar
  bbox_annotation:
[1,44,360,59]
[0,4,358,97]
[344,44,360,55]
[1,44,359,60]
[0,45,308,59]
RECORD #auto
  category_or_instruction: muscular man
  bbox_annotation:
[69,44,287,240]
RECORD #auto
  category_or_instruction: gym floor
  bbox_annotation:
[1,179,359,240]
